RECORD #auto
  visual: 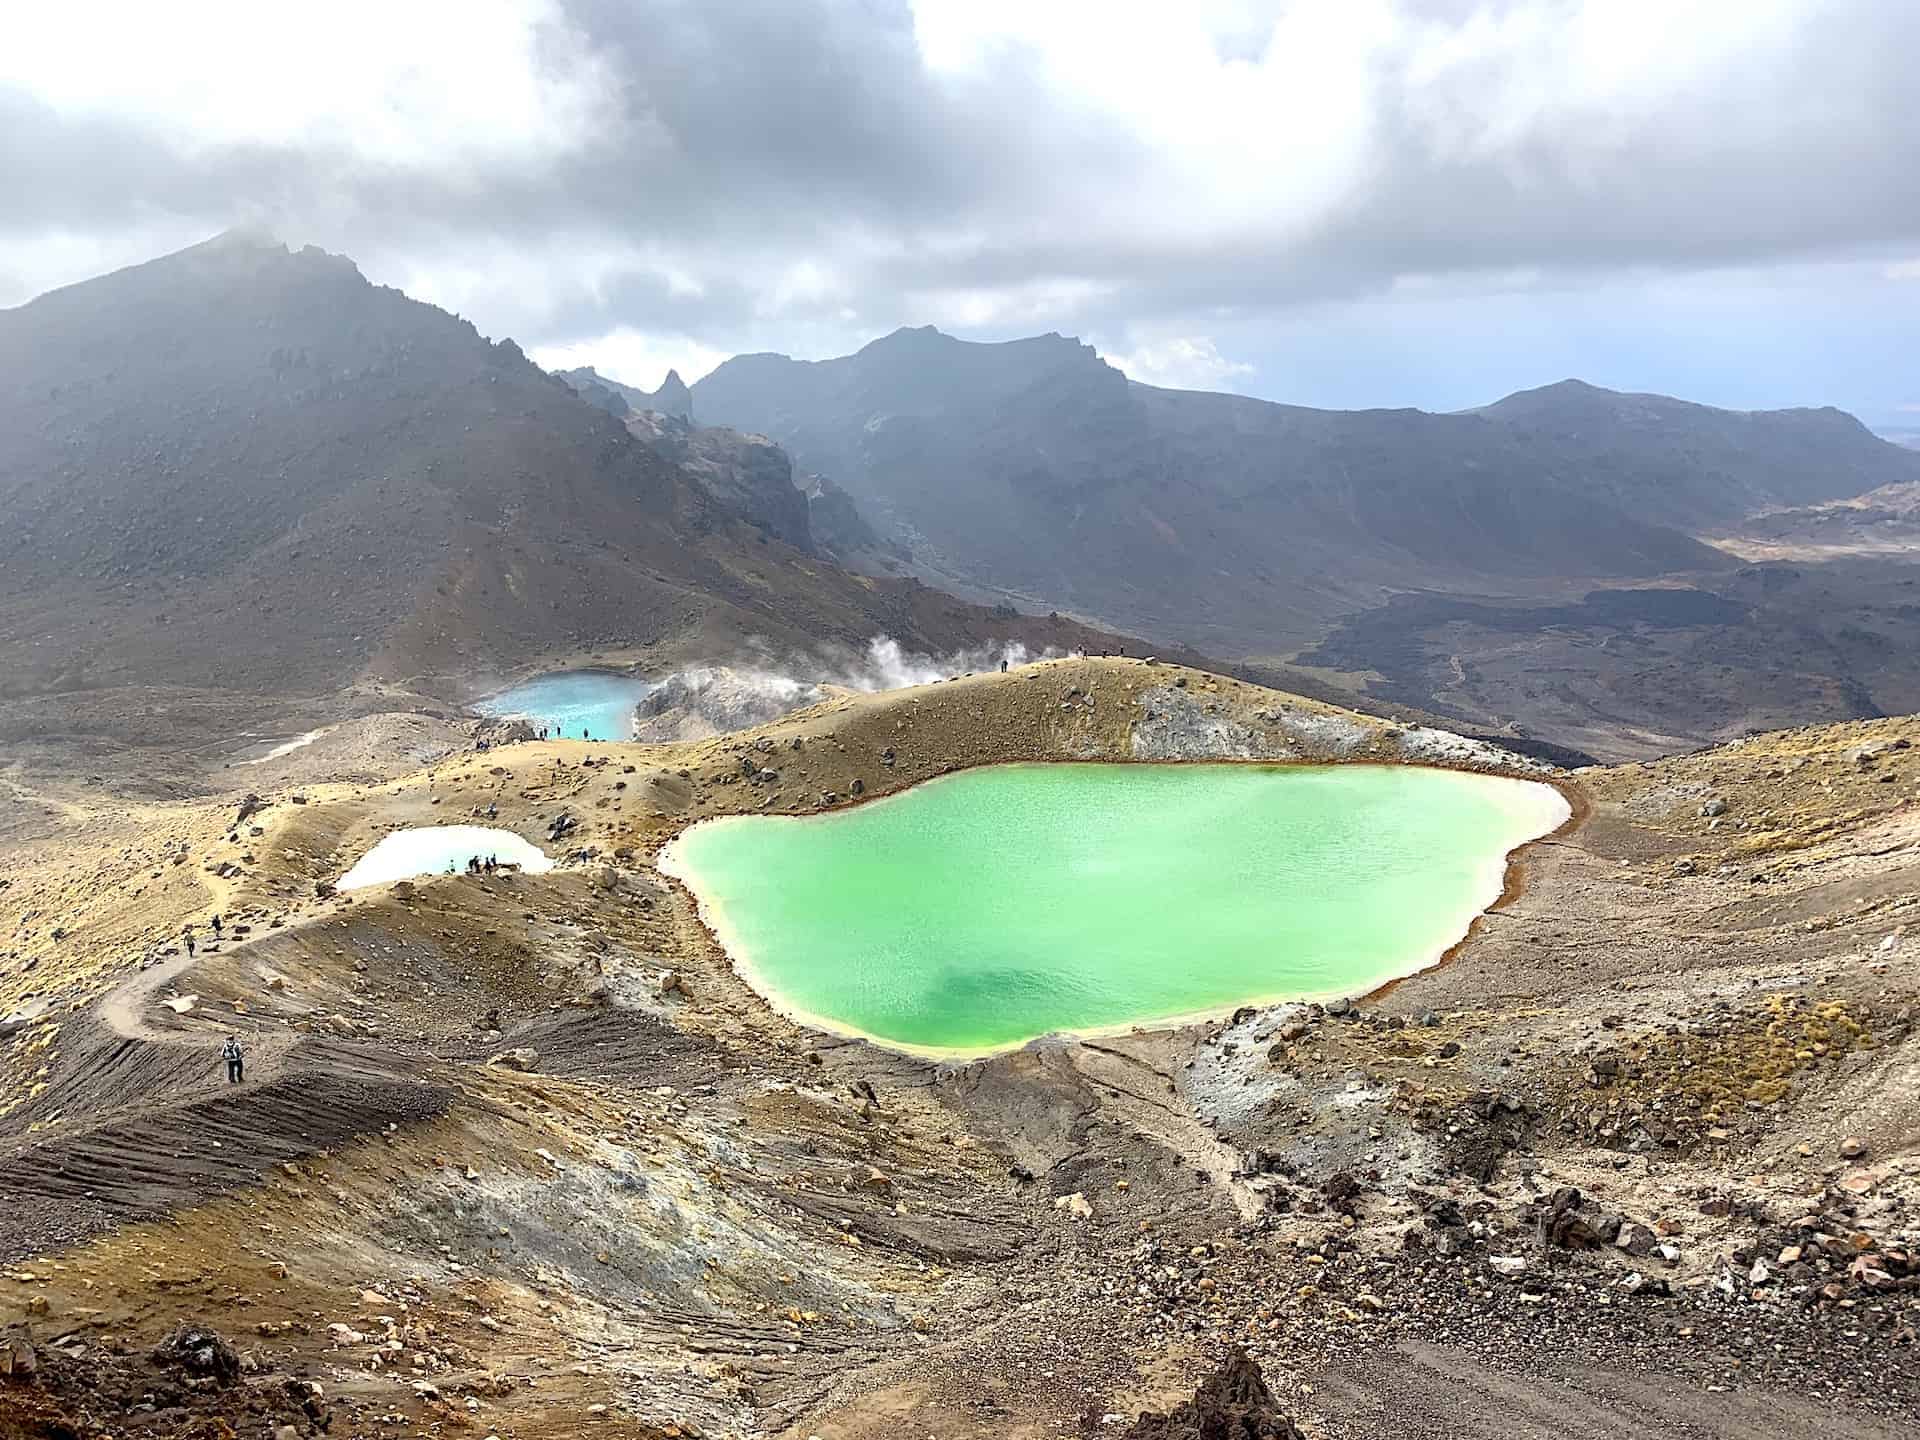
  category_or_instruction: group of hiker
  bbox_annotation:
[480,724,592,749]
[180,913,223,958]
[177,916,249,1085]
[463,853,504,875]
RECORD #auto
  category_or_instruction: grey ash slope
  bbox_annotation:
[0,236,1136,742]
[692,328,1920,655]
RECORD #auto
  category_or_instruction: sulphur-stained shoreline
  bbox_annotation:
[660,760,1570,1061]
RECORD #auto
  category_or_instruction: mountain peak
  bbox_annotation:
[556,363,691,419]
[858,324,954,357]
[204,222,285,252]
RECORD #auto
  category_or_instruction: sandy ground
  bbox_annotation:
[1,657,1915,1437]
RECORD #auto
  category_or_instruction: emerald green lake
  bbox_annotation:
[663,763,1568,1056]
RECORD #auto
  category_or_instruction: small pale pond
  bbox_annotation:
[339,826,555,890]
[663,762,1568,1056]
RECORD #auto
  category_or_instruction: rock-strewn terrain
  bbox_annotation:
[1,658,1916,1438]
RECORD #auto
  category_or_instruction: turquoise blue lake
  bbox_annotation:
[476,671,652,741]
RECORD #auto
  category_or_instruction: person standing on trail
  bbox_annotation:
[183,927,195,958]
[223,1035,244,1084]
[210,914,222,937]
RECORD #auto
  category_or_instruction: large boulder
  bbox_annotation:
[1122,1349,1304,1439]
[151,1325,240,1386]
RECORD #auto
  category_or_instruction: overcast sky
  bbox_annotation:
[4,0,1918,423]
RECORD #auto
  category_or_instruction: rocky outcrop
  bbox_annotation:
[625,412,813,550]
[1121,1348,1304,1439]
[556,364,688,418]
[150,1325,239,1386]
[804,473,904,565]
[1129,680,1558,774]
[632,666,822,743]
[651,368,693,419]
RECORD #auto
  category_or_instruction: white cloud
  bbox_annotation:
[1104,335,1254,391]
[911,0,1384,238]
[0,0,614,172]
[530,327,730,391]
[904,276,1115,330]
[3,0,1916,413]
[0,221,216,308]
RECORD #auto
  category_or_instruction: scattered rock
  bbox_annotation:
[151,1325,240,1387]
[0,1332,37,1379]
[487,1048,540,1072]
[1615,1222,1657,1257]
[1054,1192,1094,1221]
[1121,1348,1304,1440]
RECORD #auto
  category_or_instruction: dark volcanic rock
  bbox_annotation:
[624,410,814,550]
[151,1325,239,1386]
[632,666,823,743]
[557,363,689,418]
[804,473,904,565]
[1122,1348,1304,1439]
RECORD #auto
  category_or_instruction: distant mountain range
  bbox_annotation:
[8,231,1918,765]
[0,236,1134,745]
[688,328,1920,655]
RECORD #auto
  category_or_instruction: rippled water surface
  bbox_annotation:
[665,762,1567,1054]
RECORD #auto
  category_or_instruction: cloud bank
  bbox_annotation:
[4,2,1917,414]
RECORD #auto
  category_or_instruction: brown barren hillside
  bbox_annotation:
[0,660,1914,1438]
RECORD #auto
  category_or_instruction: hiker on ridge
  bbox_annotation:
[223,1035,245,1084]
